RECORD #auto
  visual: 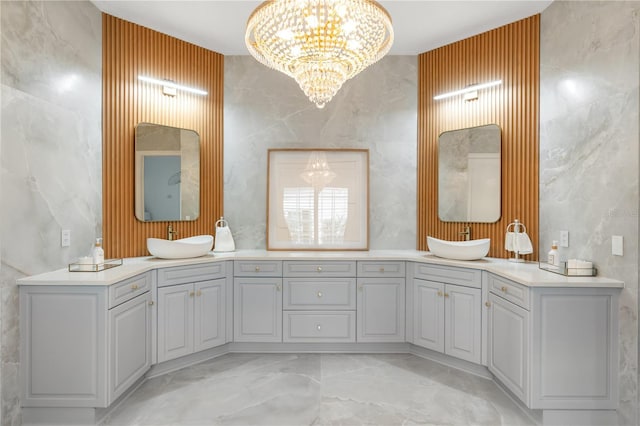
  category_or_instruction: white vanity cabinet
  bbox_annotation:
[282,261,357,342]
[487,272,620,411]
[20,272,153,418]
[234,260,284,342]
[356,261,405,342]
[157,263,228,363]
[412,263,482,364]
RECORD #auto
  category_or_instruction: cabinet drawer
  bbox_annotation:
[283,311,355,342]
[157,262,226,287]
[413,263,481,288]
[357,261,405,277]
[283,261,356,277]
[234,260,282,277]
[488,274,530,310]
[109,272,151,308]
[283,278,356,310]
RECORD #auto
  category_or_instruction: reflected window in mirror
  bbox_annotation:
[134,123,200,222]
[438,124,501,223]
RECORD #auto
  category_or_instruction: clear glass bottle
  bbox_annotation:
[547,240,560,268]
[93,238,105,265]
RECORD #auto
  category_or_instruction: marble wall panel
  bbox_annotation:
[224,56,418,249]
[0,1,102,424]
[540,2,640,424]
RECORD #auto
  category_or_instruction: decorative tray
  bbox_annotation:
[69,258,123,272]
[539,261,597,277]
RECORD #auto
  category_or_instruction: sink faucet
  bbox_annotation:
[167,224,178,241]
[459,226,471,241]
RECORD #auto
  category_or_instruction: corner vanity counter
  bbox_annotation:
[18,251,623,425]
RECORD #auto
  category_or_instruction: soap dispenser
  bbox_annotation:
[547,240,560,268]
[93,238,105,265]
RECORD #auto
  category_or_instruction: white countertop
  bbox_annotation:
[17,250,624,289]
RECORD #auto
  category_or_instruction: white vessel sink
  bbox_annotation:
[147,235,214,259]
[427,236,490,261]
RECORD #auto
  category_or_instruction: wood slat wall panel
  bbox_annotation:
[102,14,224,258]
[417,15,539,259]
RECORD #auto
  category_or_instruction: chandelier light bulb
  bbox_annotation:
[246,0,394,109]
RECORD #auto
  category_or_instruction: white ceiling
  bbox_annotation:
[91,0,553,56]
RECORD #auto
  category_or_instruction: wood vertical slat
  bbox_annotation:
[102,14,224,258]
[417,15,540,259]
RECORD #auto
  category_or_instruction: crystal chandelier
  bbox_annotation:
[245,0,394,109]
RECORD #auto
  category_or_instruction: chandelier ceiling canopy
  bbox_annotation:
[245,0,394,109]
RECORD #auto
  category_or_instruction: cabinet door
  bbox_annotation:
[357,278,405,342]
[413,279,444,352]
[194,279,226,352]
[158,283,194,362]
[444,284,481,364]
[234,278,283,342]
[109,292,152,403]
[488,293,529,404]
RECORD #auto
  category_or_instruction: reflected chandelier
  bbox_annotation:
[245,0,394,109]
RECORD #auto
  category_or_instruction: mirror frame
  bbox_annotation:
[438,124,502,223]
[134,122,201,222]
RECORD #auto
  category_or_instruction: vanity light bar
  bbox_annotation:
[137,75,208,96]
[433,80,502,100]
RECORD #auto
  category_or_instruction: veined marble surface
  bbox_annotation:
[103,353,537,426]
[224,56,418,250]
[540,2,640,424]
[17,250,624,289]
[0,1,102,424]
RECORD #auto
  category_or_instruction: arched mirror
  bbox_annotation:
[134,123,200,222]
[438,124,501,223]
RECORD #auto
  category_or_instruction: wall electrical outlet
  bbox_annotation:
[612,235,623,256]
[61,229,71,247]
[559,230,569,248]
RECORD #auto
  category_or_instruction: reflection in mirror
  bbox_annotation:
[135,123,200,222]
[438,124,501,223]
[268,149,369,250]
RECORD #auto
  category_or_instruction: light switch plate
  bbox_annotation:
[61,229,71,247]
[612,235,623,256]
[559,230,569,247]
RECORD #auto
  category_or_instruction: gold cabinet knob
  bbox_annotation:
[196,290,202,297]
[317,291,323,298]
[437,291,443,297]
[501,286,508,293]
[444,293,450,298]
[255,266,261,272]
[485,301,491,308]
[379,267,385,273]
[316,324,322,331]
[131,284,139,291]
[189,291,195,297]
[317,266,323,272]
[276,284,281,291]
[149,300,155,306]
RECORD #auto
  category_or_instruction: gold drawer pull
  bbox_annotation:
[317,291,323,298]
[501,286,508,293]
[189,292,195,297]
[444,293,449,298]
[196,290,202,297]
[317,266,323,272]
[437,291,443,297]
[255,266,261,272]
[316,324,322,331]
[131,284,139,291]
[379,267,385,273]
[485,301,491,308]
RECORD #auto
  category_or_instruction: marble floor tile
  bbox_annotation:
[102,354,536,426]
